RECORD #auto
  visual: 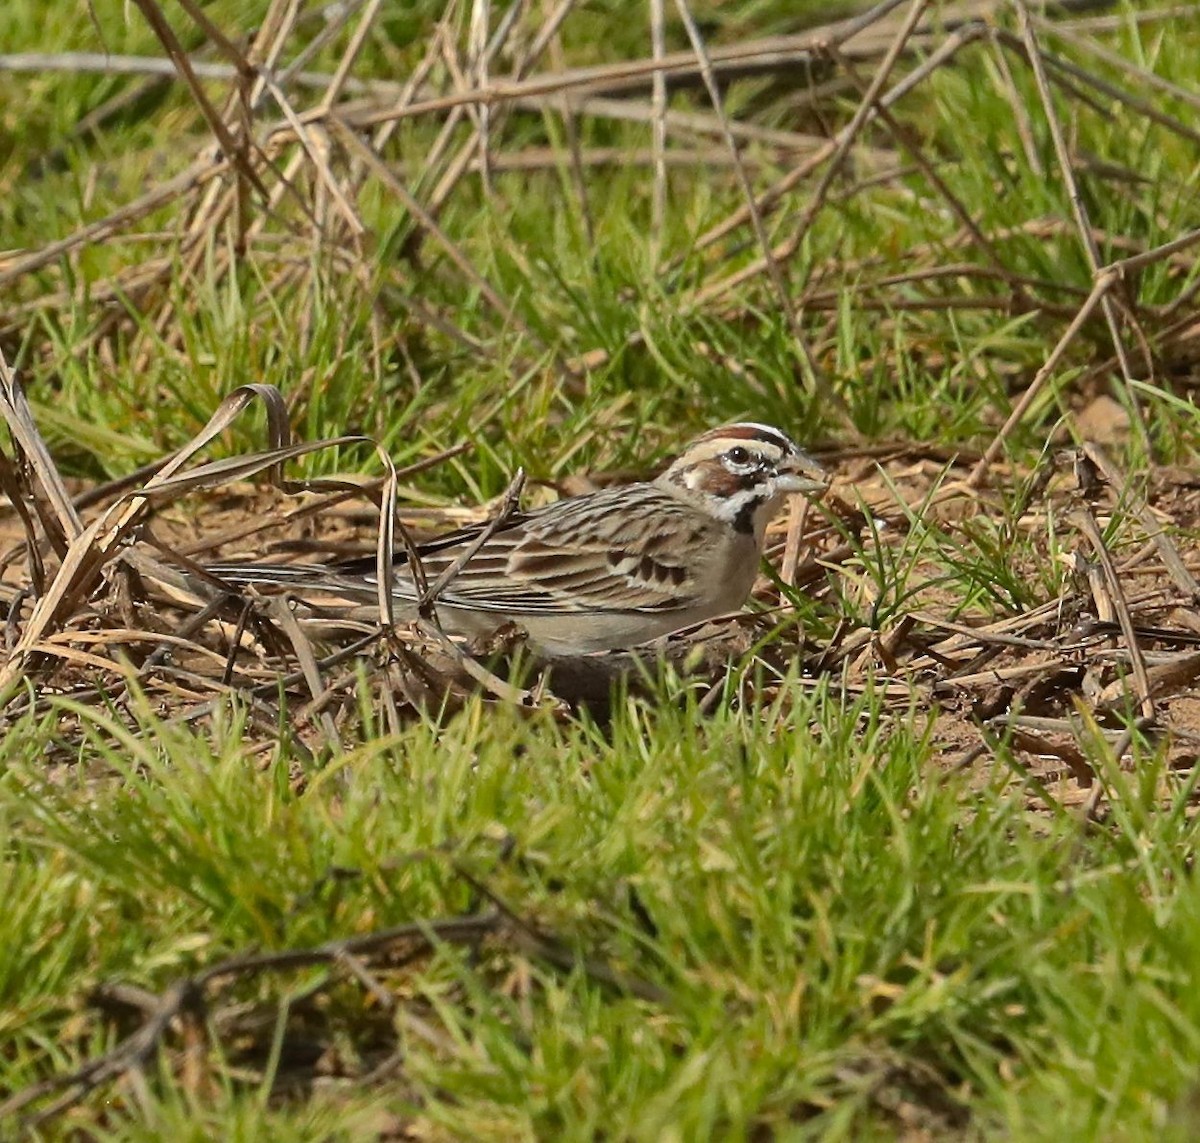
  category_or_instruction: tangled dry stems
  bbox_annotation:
[0,0,1196,752]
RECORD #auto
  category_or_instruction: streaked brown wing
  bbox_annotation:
[402,484,711,616]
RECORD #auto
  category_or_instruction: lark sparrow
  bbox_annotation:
[205,423,825,656]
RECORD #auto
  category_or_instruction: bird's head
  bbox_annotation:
[659,422,826,539]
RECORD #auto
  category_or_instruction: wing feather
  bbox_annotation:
[368,484,713,616]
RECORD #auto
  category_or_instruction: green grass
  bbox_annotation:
[4,686,1200,1138]
[4,0,1200,1136]
[5,0,1199,482]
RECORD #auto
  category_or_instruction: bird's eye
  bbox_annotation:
[727,446,750,465]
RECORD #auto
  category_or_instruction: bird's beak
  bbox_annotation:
[774,451,828,495]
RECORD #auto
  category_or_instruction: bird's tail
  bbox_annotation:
[202,562,384,604]
[205,561,333,588]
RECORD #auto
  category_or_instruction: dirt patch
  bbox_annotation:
[3,404,1198,826]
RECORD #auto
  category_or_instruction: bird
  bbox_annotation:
[204,422,826,657]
